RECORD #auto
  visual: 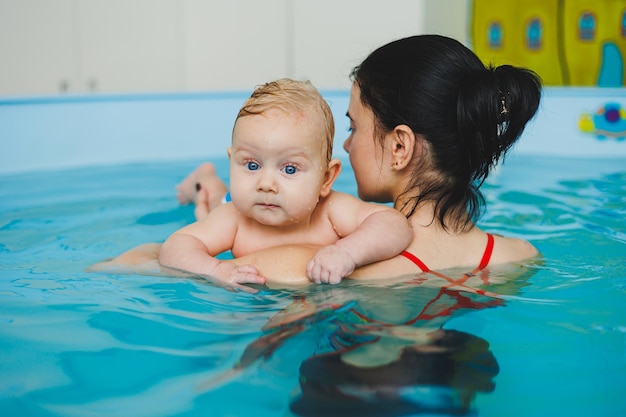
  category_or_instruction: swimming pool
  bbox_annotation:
[1,151,624,417]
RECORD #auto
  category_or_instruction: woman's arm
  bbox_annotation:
[232,244,422,288]
[229,245,319,287]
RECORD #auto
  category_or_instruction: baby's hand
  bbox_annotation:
[212,262,266,293]
[306,245,356,284]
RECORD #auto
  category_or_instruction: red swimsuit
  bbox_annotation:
[400,233,494,273]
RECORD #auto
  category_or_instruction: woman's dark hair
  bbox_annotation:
[351,35,542,231]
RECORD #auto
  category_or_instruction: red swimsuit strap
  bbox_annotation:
[477,233,494,271]
[401,233,495,273]
[356,233,500,327]
[400,250,430,272]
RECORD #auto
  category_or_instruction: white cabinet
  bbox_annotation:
[0,0,77,95]
[182,0,288,91]
[292,0,427,90]
[0,0,291,96]
[76,0,181,94]
[0,0,180,95]
[0,0,443,96]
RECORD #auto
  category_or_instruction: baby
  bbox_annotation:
[159,79,412,290]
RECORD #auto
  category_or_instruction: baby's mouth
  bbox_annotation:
[257,202,279,209]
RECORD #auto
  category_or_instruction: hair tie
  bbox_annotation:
[499,91,509,117]
[497,91,510,137]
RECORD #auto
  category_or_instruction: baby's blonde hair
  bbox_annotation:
[236,78,335,163]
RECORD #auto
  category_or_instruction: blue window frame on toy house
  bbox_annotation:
[579,12,596,41]
[526,17,542,50]
[488,21,503,49]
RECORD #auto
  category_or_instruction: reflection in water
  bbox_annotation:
[292,329,498,416]
[222,269,532,416]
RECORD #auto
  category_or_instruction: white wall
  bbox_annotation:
[0,0,471,96]
[3,86,625,175]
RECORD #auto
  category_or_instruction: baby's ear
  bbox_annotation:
[320,159,342,197]
[227,147,232,159]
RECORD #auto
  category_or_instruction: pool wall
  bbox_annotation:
[1,87,625,175]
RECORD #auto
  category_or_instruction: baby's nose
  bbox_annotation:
[257,171,278,192]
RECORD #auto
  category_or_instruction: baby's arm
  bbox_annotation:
[159,205,266,291]
[307,193,412,284]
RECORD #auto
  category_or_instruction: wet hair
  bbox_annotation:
[236,78,335,163]
[351,35,542,231]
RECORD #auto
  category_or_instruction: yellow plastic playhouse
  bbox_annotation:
[471,0,626,86]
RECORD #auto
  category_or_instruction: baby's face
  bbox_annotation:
[229,108,328,227]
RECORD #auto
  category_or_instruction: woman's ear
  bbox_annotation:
[389,124,416,170]
[320,158,342,197]
[227,146,232,159]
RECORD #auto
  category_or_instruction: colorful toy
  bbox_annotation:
[472,0,626,86]
[579,103,626,139]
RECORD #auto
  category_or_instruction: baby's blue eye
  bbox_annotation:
[246,161,260,171]
[283,165,297,175]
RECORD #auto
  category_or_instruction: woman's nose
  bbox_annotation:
[343,136,352,153]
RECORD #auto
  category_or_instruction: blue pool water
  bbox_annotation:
[0,154,625,417]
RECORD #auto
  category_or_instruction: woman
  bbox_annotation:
[90,34,542,288]
[220,35,541,412]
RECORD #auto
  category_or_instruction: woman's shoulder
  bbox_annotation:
[491,233,540,264]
